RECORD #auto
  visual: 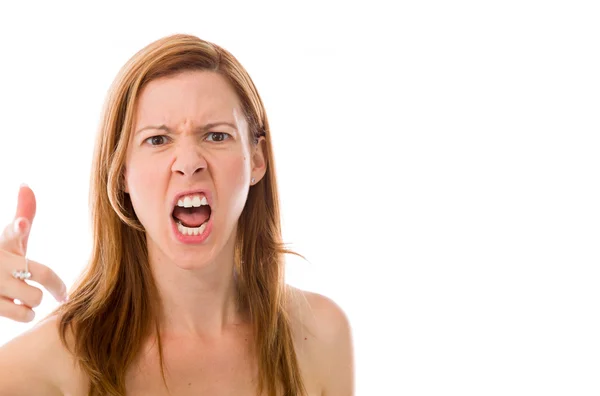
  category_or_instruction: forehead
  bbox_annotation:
[134,70,241,125]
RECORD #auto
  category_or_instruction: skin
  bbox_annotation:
[123,70,265,336]
[0,71,354,395]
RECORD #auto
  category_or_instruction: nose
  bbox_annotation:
[171,139,207,177]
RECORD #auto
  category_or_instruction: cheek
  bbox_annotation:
[127,164,153,195]
[228,155,249,188]
[218,155,250,210]
[125,163,164,216]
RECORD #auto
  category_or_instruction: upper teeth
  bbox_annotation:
[177,194,209,208]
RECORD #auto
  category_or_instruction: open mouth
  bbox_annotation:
[171,195,212,236]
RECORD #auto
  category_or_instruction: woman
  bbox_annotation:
[0,34,353,395]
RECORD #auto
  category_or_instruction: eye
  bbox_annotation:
[144,135,169,146]
[206,132,231,142]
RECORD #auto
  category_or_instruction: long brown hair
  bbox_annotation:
[54,34,307,396]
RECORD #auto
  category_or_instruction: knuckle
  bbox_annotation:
[30,287,44,308]
[18,308,33,323]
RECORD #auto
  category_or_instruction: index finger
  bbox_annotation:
[21,257,67,302]
[15,184,36,224]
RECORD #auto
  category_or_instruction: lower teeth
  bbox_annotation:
[176,220,208,236]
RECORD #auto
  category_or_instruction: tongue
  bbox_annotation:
[173,206,211,228]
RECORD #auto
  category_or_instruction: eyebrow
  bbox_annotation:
[135,122,238,135]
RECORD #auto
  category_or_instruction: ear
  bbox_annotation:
[251,136,268,185]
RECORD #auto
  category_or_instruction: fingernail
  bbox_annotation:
[20,183,28,188]
[13,217,27,235]
[26,310,35,321]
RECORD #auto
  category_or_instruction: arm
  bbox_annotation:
[0,316,64,395]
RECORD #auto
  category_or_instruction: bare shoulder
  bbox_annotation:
[286,286,355,395]
[286,286,351,338]
[0,315,79,395]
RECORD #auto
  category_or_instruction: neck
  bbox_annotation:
[146,236,248,338]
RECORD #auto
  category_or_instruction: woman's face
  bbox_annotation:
[123,70,266,268]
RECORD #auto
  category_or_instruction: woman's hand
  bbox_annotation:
[0,185,68,322]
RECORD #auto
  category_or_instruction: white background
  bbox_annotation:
[0,1,599,395]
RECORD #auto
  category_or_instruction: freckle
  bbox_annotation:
[188,382,192,386]
[304,337,307,340]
